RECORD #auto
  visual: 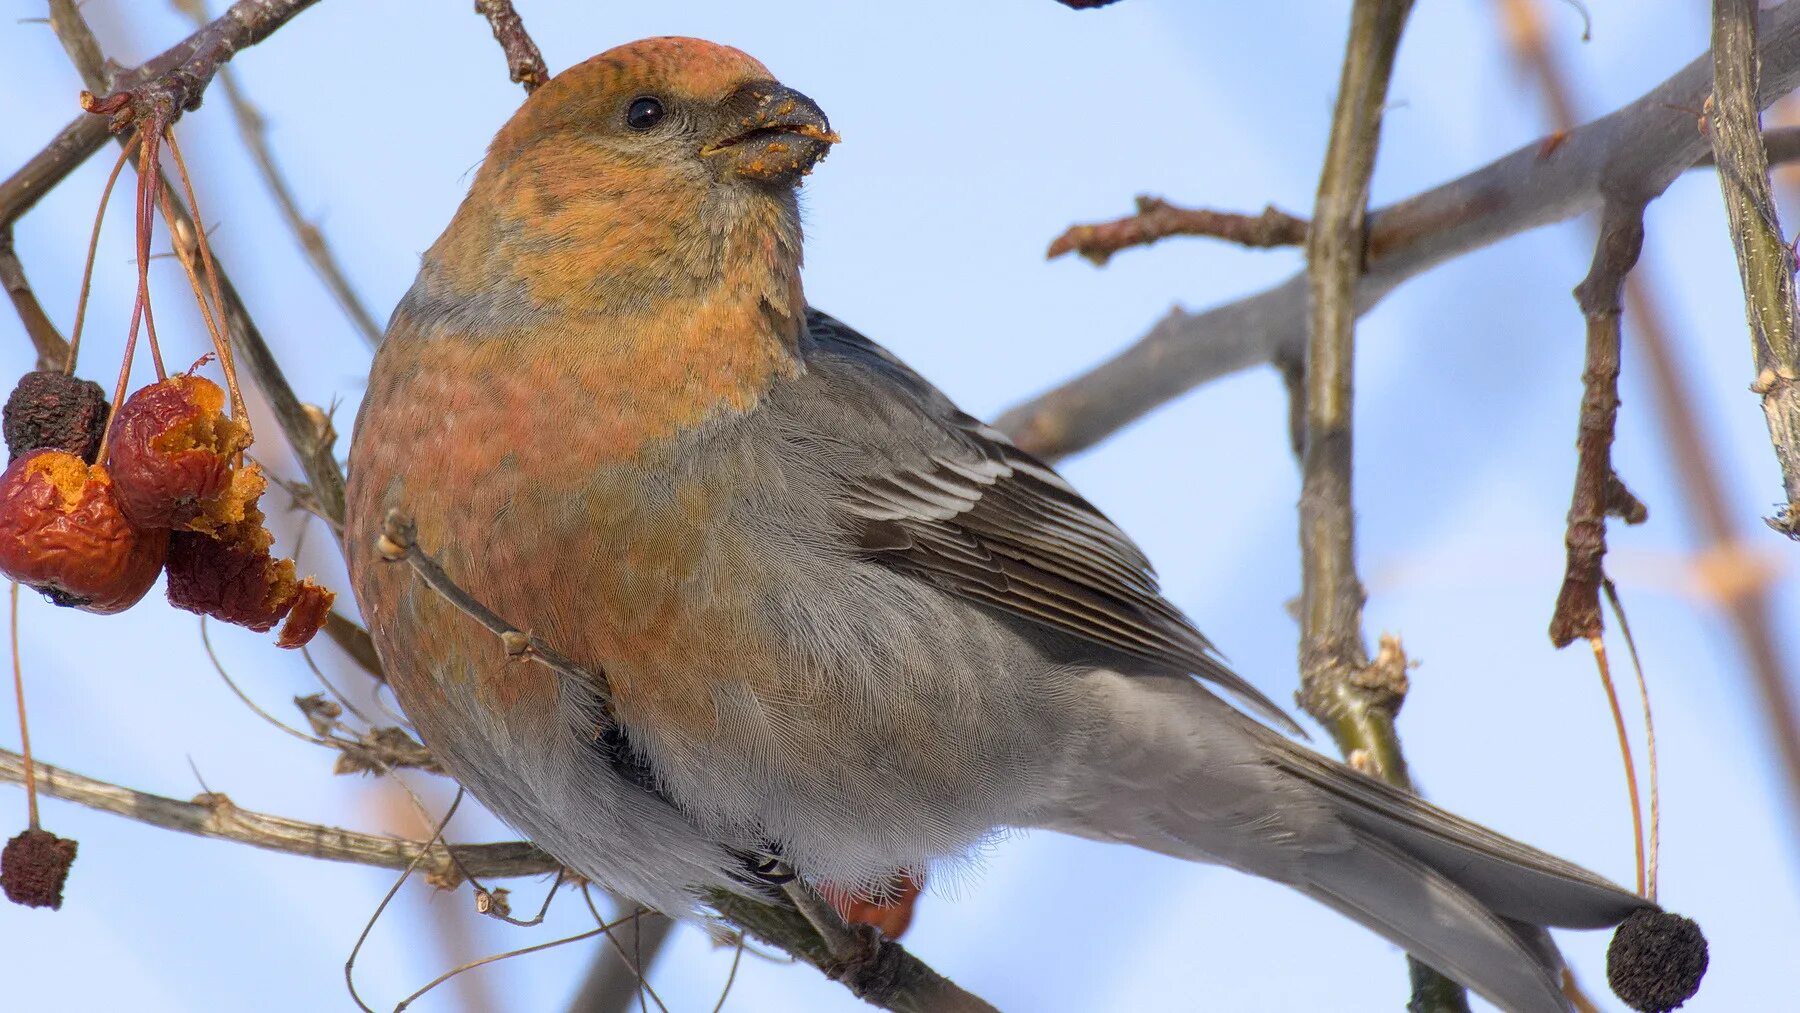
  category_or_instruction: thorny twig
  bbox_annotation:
[1046,197,1308,266]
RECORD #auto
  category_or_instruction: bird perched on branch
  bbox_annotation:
[346,36,1652,1012]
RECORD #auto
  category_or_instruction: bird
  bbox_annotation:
[345,36,1651,1012]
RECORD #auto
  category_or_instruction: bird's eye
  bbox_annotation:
[625,97,666,130]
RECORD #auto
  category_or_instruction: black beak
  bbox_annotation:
[704,83,839,184]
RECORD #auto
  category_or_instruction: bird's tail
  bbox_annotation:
[1045,673,1650,1013]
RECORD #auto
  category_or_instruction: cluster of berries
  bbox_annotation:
[1,369,332,644]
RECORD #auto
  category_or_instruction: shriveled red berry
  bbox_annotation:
[165,521,297,633]
[1,827,79,909]
[0,450,169,614]
[106,375,252,530]
[4,371,109,464]
[275,577,335,649]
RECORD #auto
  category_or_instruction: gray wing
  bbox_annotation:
[787,310,1301,735]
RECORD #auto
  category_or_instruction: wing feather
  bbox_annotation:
[794,310,1300,734]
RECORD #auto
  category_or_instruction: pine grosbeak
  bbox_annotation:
[346,37,1650,1011]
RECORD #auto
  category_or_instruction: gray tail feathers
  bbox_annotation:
[1051,674,1652,1013]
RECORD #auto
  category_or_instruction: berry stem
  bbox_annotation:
[164,130,248,430]
[1590,634,1648,898]
[65,139,137,376]
[131,127,167,382]
[9,583,38,831]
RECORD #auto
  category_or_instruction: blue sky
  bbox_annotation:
[1,1,1794,1010]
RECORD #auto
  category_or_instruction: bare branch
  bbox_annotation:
[58,0,324,130]
[1046,198,1307,266]
[473,0,551,93]
[0,746,560,882]
[1292,3,1464,1009]
[1549,203,1649,648]
[996,2,1800,460]
[1711,0,1800,536]
[711,887,998,1013]
[0,228,70,371]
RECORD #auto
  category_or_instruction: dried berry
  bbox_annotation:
[824,870,925,939]
[1608,909,1708,1012]
[106,375,252,530]
[3,371,109,464]
[1,827,79,909]
[275,577,334,649]
[165,522,296,632]
[0,450,169,614]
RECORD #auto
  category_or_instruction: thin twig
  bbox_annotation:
[1711,0,1800,535]
[0,229,69,371]
[994,2,1800,460]
[473,0,551,93]
[1046,197,1307,266]
[565,911,676,1013]
[1293,3,1463,1010]
[172,0,384,346]
[0,746,558,878]
[345,791,463,1013]
[376,511,614,707]
[1548,202,1648,648]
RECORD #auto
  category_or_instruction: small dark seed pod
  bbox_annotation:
[1607,908,1708,1012]
[3,371,109,464]
[1,827,79,909]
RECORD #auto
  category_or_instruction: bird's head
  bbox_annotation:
[414,38,831,334]
[491,36,838,192]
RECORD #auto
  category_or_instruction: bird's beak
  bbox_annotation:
[703,82,839,184]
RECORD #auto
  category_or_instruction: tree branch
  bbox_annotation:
[68,0,323,131]
[1549,202,1649,648]
[473,0,550,94]
[711,889,998,1013]
[1046,198,1307,266]
[0,746,560,882]
[995,1,1800,460]
[1711,0,1800,536]
[0,227,70,371]
[1293,3,1465,1010]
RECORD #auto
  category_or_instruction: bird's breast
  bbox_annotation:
[349,330,787,740]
